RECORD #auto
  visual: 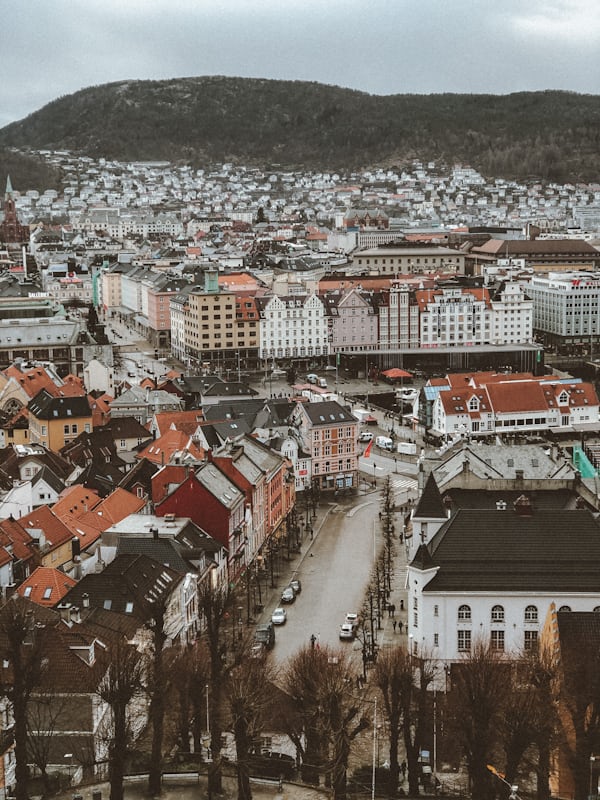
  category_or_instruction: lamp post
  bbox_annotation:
[591,755,596,799]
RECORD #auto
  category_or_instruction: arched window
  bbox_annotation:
[558,605,572,613]
[594,607,600,614]
[491,605,505,622]
[524,605,538,623]
[458,604,471,621]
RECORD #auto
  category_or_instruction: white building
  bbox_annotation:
[256,294,329,361]
[407,474,600,666]
[430,373,600,439]
[528,272,600,349]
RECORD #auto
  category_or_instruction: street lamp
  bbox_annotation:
[591,755,596,799]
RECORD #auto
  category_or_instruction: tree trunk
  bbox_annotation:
[387,721,401,796]
[331,734,350,800]
[233,717,252,800]
[536,738,551,800]
[109,703,127,800]
[13,696,29,800]
[148,686,165,795]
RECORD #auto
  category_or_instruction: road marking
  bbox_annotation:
[391,477,418,494]
[347,501,373,517]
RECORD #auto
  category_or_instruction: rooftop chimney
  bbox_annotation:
[513,494,533,516]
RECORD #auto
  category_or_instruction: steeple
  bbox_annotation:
[5,175,13,198]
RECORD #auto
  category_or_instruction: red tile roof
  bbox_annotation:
[17,566,77,606]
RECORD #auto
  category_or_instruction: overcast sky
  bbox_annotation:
[2,0,599,128]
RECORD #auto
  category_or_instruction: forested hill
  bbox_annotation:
[1,77,600,183]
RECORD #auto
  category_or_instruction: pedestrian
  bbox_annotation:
[392,620,397,633]
[310,633,316,649]
[387,603,392,618]
[390,603,396,618]
[401,760,407,780]
[400,599,404,611]
[398,620,403,634]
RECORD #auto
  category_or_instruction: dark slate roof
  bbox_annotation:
[118,457,159,493]
[414,472,447,519]
[202,398,266,423]
[422,508,600,593]
[116,536,191,574]
[445,488,583,511]
[60,553,182,619]
[28,389,90,420]
[99,416,153,440]
[202,381,258,398]
[31,465,65,494]
[302,401,355,425]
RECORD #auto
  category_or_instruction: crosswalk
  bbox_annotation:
[390,476,418,496]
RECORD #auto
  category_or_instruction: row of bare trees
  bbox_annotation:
[3,565,600,800]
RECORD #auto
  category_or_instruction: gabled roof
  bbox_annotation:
[52,485,101,518]
[28,389,91,420]
[301,400,356,426]
[137,429,204,465]
[19,505,73,551]
[17,566,77,606]
[152,409,204,437]
[60,553,182,620]
[31,464,66,495]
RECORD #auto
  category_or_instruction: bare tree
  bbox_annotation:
[373,645,412,796]
[26,692,69,797]
[144,595,171,797]
[448,639,512,800]
[198,579,232,798]
[0,599,50,800]
[226,654,276,800]
[282,644,330,784]
[98,639,144,800]
[170,642,210,758]
[284,645,368,800]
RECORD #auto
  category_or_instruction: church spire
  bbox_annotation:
[5,175,13,198]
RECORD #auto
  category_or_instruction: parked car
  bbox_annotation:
[290,578,302,595]
[254,622,275,649]
[248,751,296,780]
[271,607,287,625]
[339,622,356,640]
[281,586,296,603]
[306,373,318,384]
[345,612,360,629]
[359,431,373,442]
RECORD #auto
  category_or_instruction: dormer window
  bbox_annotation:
[558,390,569,404]
[468,396,479,412]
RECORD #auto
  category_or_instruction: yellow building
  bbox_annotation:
[28,390,92,452]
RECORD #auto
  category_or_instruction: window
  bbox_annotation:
[490,630,505,651]
[524,630,538,651]
[43,587,52,600]
[434,604,439,617]
[434,633,439,647]
[458,604,471,621]
[558,605,572,612]
[491,604,505,622]
[458,630,471,652]
[524,605,538,622]
[125,602,134,614]
[64,424,70,435]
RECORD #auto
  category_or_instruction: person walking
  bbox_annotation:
[392,620,397,633]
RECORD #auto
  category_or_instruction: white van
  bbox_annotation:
[318,377,327,388]
[376,435,393,451]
